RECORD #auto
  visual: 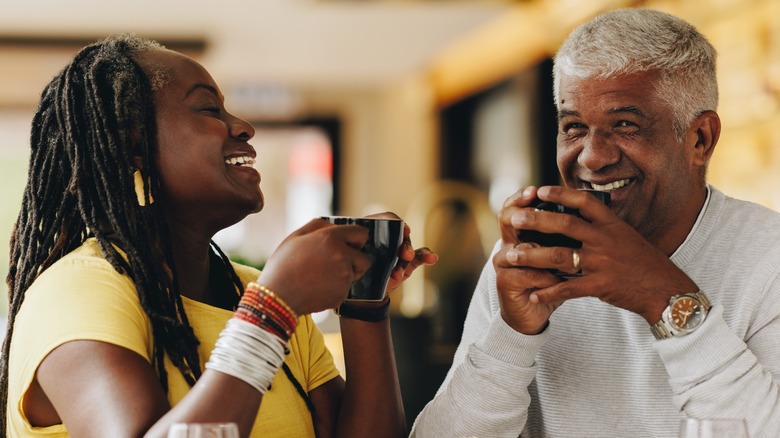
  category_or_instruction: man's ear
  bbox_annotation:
[690,110,720,166]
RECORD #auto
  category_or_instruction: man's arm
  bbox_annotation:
[410,252,544,437]
[656,303,780,437]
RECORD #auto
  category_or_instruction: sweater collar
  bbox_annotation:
[670,185,722,266]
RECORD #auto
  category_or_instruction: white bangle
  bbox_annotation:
[205,318,287,394]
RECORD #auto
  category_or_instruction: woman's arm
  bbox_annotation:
[34,340,264,438]
[337,313,405,437]
[308,313,403,438]
[308,219,437,438]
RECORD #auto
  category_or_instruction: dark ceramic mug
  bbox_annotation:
[321,216,404,301]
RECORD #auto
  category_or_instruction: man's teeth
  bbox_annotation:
[591,179,630,191]
[225,156,255,167]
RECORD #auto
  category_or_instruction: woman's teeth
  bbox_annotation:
[225,156,255,167]
[591,179,630,191]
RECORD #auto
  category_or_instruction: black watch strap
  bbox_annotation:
[334,298,390,322]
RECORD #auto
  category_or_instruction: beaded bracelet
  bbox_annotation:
[205,283,300,393]
[248,282,298,317]
[240,282,299,341]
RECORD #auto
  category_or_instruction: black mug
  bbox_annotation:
[321,216,404,301]
[520,189,610,279]
[520,189,611,248]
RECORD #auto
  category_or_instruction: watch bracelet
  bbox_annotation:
[650,290,710,340]
[693,290,711,308]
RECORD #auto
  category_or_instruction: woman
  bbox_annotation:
[1,35,436,437]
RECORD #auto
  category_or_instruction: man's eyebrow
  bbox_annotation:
[608,105,647,118]
[185,83,219,98]
[557,106,647,122]
[557,109,579,122]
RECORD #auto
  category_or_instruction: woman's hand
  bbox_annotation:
[257,218,372,315]
[364,212,439,292]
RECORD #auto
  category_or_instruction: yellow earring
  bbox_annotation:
[133,169,154,206]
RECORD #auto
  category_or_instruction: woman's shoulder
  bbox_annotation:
[31,238,132,288]
[229,260,262,286]
[25,238,141,313]
[13,237,153,369]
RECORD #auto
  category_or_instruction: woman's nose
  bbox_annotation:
[578,131,620,171]
[229,115,255,141]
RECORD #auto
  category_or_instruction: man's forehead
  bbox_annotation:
[558,79,655,111]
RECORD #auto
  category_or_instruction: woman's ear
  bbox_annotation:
[131,156,154,206]
[690,110,721,166]
[132,155,144,171]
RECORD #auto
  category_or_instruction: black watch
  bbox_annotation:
[333,298,390,322]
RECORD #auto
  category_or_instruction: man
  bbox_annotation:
[411,8,780,438]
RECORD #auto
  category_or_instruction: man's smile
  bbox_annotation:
[587,178,632,192]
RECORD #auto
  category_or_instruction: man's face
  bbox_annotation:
[556,70,703,245]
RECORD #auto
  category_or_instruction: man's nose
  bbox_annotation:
[577,130,620,172]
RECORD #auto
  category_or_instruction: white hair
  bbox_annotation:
[553,8,718,141]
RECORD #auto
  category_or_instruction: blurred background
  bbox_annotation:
[1,0,778,426]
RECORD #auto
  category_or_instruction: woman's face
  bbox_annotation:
[137,48,263,233]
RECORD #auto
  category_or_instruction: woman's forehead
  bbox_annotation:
[136,48,215,91]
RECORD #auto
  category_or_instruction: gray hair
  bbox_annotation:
[108,34,172,91]
[553,8,718,141]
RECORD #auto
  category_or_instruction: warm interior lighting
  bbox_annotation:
[0,34,206,107]
[426,0,636,107]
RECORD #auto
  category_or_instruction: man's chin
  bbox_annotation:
[611,203,632,223]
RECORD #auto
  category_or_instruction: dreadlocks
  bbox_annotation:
[1,35,206,429]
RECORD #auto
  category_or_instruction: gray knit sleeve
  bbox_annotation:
[410,244,547,437]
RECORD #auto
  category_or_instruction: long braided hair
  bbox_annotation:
[1,35,212,428]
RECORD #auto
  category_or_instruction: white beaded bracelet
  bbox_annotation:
[205,318,287,394]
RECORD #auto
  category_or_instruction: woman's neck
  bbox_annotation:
[171,236,239,310]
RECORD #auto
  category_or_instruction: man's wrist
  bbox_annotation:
[651,290,711,340]
[500,310,549,335]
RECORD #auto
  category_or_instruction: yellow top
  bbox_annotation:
[7,238,339,437]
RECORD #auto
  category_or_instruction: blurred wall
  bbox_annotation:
[0,111,33,317]
[301,75,438,218]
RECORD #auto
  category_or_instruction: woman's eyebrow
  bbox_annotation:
[185,83,219,98]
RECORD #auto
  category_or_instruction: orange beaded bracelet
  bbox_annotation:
[236,282,299,341]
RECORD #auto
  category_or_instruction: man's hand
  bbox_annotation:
[494,186,564,334]
[505,186,699,324]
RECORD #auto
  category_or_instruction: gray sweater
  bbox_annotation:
[411,186,780,438]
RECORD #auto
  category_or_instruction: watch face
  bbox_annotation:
[670,297,703,330]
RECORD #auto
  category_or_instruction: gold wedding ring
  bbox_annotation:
[572,249,581,271]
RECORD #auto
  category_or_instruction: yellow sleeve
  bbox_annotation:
[299,315,341,391]
[7,244,153,435]
[14,253,153,362]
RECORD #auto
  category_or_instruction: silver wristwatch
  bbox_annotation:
[651,290,711,340]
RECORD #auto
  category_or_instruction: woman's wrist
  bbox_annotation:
[206,282,302,393]
[334,296,390,322]
[206,319,285,393]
